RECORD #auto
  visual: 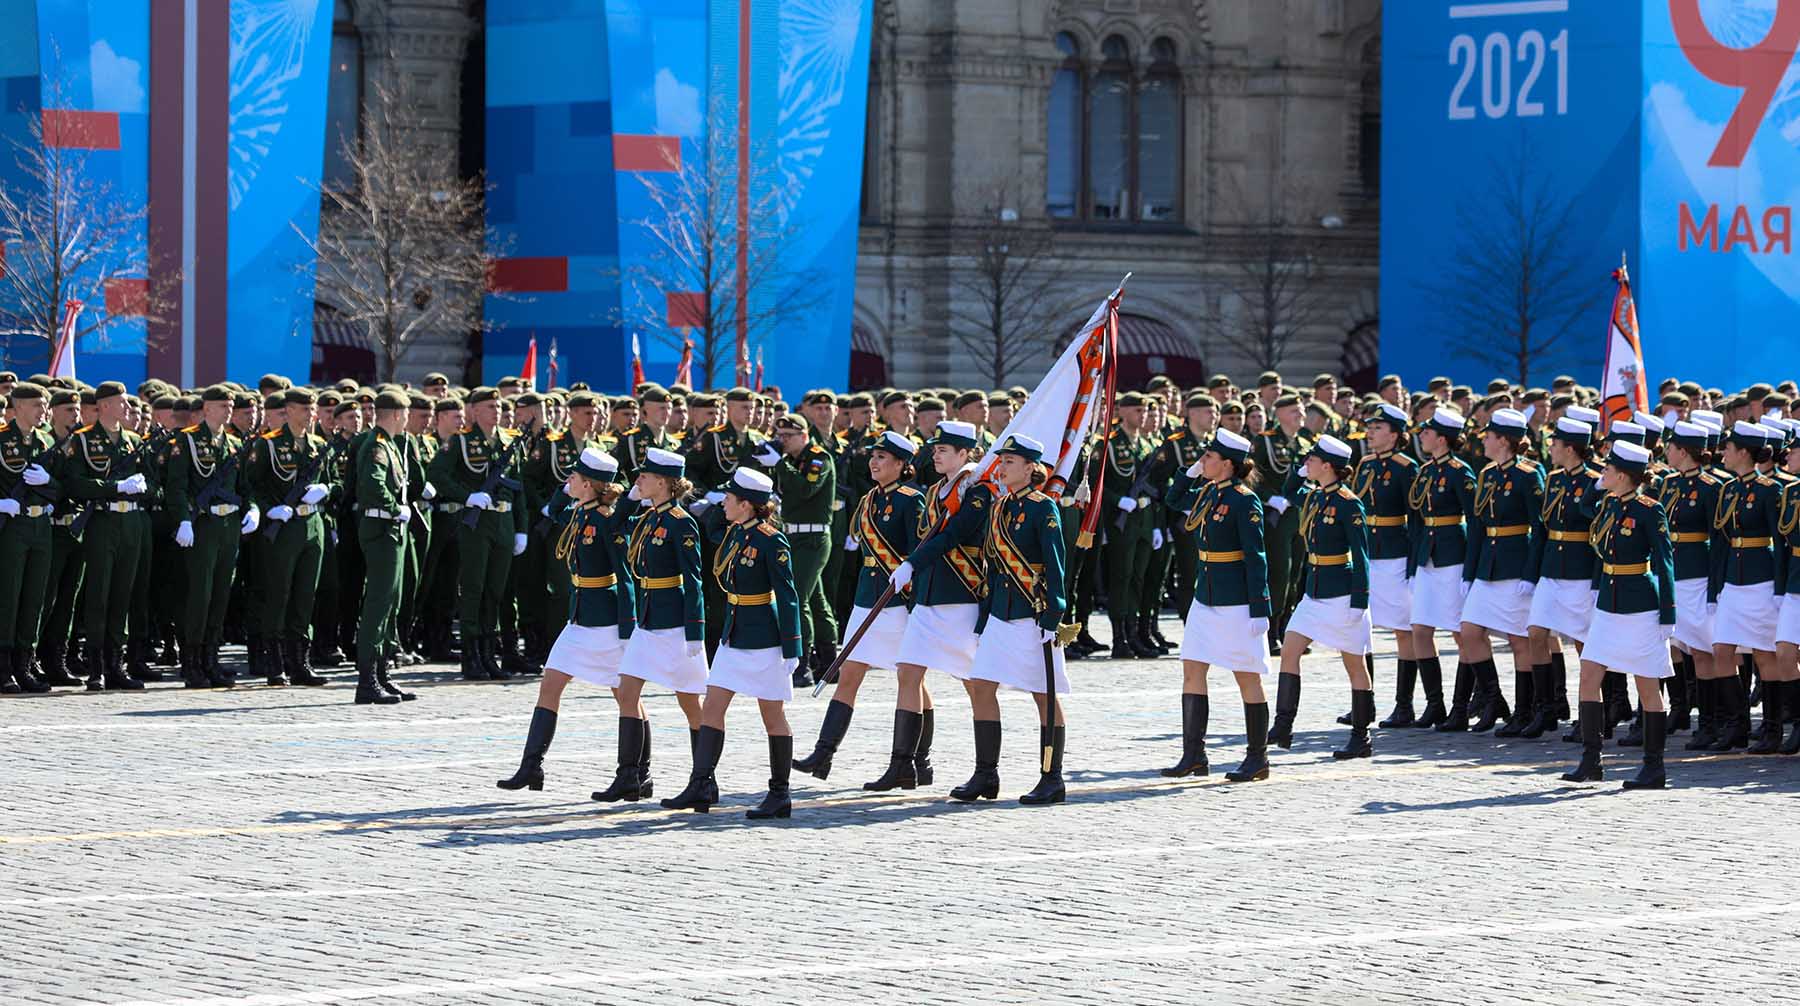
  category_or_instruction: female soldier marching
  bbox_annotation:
[1562,441,1677,788]
[1520,416,1602,739]
[1708,422,1787,751]
[663,468,804,818]
[1161,427,1275,782]
[496,447,637,793]
[966,434,1071,805]
[793,431,932,789]
[1459,408,1543,737]
[1662,421,1726,750]
[1408,411,1480,734]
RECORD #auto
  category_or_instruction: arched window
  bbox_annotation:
[1047,32,1184,225]
[323,0,362,188]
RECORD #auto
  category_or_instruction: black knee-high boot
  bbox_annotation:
[1708,675,1751,751]
[950,720,1002,802]
[1414,657,1446,728]
[914,707,935,785]
[748,734,793,819]
[1380,659,1417,728]
[1162,693,1211,777]
[1226,702,1271,781]
[592,716,649,801]
[1437,661,1473,731]
[864,710,922,791]
[1520,663,1557,738]
[1018,725,1066,805]
[1749,676,1785,754]
[1687,677,1721,750]
[1603,670,1632,729]
[1623,711,1668,789]
[1668,652,1693,731]
[498,707,556,791]
[1550,651,1570,720]
[1561,700,1604,782]
[1334,689,1375,760]
[1471,660,1509,732]
[794,699,854,779]
[1781,680,1800,755]
[661,725,722,812]
[1495,670,1534,737]
[1266,672,1302,749]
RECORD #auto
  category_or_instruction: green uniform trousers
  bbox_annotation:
[1168,525,1199,615]
[0,514,53,647]
[1268,506,1304,636]
[357,516,408,664]
[1138,511,1174,627]
[1104,511,1153,624]
[81,509,149,648]
[181,514,241,649]
[259,513,325,641]
[454,518,513,640]
[788,530,835,654]
[40,523,85,653]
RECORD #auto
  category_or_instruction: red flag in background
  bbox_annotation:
[50,298,83,380]
[1600,259,1648,430]
[519,336,538,390]
[674,336,694,388]
[548,337,559,388]
[631,333,646,389]
[753,345,764,392]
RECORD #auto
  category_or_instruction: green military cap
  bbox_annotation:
[1426,376,1452,390]
[8,381,45,400]
[1182,392,1215,410]
[1660,391,1690,409]
[432,396,464,414]
[258,373,292,393]
[374,390,410,410]
[136,380,166,399]
[1008,385,1028,400]
[723,386,756,403]
[801,389,835,406]
[1271,393,1301,410]
[1207,374,1232,390]
[951,390,984,409]
[1312,373,1337,388]
[409,392,431,409]
[568,381,591,392]
[1486,378,1512,393]
[497,375,526,390]
[1146,375,1176,392]
[333,399,360,418]
[1116,390,1149,408]
[179,395,202,412]
[0,370,16,383]
[1549,393,1575,410]
[151,393,179,410]
[565,391,599,409]
[95,380,128,401]
[639,384,672,404]
[330,378,356,394]
[1305,400,1335,420]
[1520,388,1549,405]
[233,392,257,409]
[1256,371,1282,388]
[611,396,637,411]
[879,390,911,409]
[1550,374,1577,389]
[915,396,944,414]
[284,387,317,406]
[50,389,79,408]
[843,392,874,409]
[1378,374,1403,390]
[27,373,52,386]
[465,386,498,405]
[772,413,807,434]
[350,387,375,404]
[515,391,543,407]
[317,390,343,408]
[985,391,1010,407]
[422,372,450,388]
[687,392,718,408]
[1450,384,1472,398]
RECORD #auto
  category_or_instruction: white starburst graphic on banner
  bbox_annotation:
[228,0,323,209]
[775,0,863,222]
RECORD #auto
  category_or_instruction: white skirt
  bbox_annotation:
[1714,582,1778,652]
[707,645,792,702]
[1673,577,1715,652]
[1285,594,1372,655]
[1527,577,1595,641]
[1582,609,1674,679]
[844,604,908,671]
[1462,579,1532,637]
[1778,595,1800,647]
[1179,601,1270,675]
[1367,558,1413,631]
[970,616,1069,694]
[897,603,980,679]
[1410,563,1466,630]
[545,623,625,688]
[620,626,710,695]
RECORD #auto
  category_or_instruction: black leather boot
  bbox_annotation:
[1226,701,1271,782]
[181,643,210,689]
[1668,653,1693,732]
[1748,678,1784,754]
[1471,660,1509,732]
[1495,670,1533,737]
[1561,700,1604,782]
[1266,672,1301,749]
[949,720,1002,802]
[374,657,416,701]
[481,636,513,680]
[1018,725,1066,805]
[1782,681,1800,755]
[1519,664,1557,738]
[1603,671,1633,730]
[1334,689,1375,759]
[1618,708,1646,747]
[1149,622,1174,654]
[37,639,78,687]
[0,648,22,695]
[1413,657,1446,729]
[1160,692,1210,777]
[1436,662,1473,731]
[793,699,853,780]
[1131,617,1162,658]
[102,641,144,691]
[914,707,935,785]
[500,630,533,676]
[205,639,233,687]
[1708,675,1751,751]
[1623,711,1668,790]
[287,637,328,687]
[496,706,556,790]
[592,716,650,801]
[10,646,48,694]
[1686,677,1721,750]
[1550,651,1571,720]
[661,725,723,812]
[747,734,794,820]
[864,710,922,791]
[127,637,161,682]
[82,641,106,691]
[353,655,400,705]
[1380,659,1417,728]
[261,637,288,686]
[460,643,491,681]
[639,718,655,798]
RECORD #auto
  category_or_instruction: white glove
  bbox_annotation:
[300,483,328,505]
[1186,459,1205,479]
[22,463,49,486]
[0,499,18,517]
[117,473,147,496]
[890,561,914,590]
[627,485,643,502]
[688,498,710,514]
[1117,495,1138,512]
[752,442,781,466]
[240,508,260,535]
[844,534,859,551]
[422,482,437,501]
[268,504,294,522]
[466,491,492,510]
[42,503,53,516]
[174,521,194,548]
[398,506,412,525]
[1152,529,1166,550]
[1039,628,1056,645]
[1073,481,1092,505]
[1268,495,1290,515]
[686,640,705,660]
[513,532,528,556]
[1513,580,1533,597]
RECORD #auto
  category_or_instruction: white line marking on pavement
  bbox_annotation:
[0,886,427,909]
[104,901,1800,1006]
[945,827,1471,866]
[185,758,529,779]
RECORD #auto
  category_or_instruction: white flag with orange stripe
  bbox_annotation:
[1600,261,1647,430]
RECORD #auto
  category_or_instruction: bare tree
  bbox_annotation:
[1203,190,1336,374]
[0,84,169,368]
[295,77,499,382]
[948,186,1076,386]
[1419,139,1602,386]
[620,95,825,389]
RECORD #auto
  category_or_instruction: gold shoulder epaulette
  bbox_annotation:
[261,429,281,440]
[758,520,781,536]
[1698,471,1719,485]
[545,430,564,441]
[707,423,727,433]
[1337,484,1358,499]
[180,423,201,433]
[896,484,922,497]
[668,505,689,520]
[1235,483,1253,495]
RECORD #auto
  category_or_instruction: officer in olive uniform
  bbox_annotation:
[612,385,680,484]
[37,389,88,687]
[427,386,530,681]
[521,392,596,667]
[353,390,428,705]
[248,388,334,688]
[756,413,837,683]
[684,387,763,492]
[830,393,881,621]
[1352,403,1427,726]
[1141,394,1216,639]
[63,381,155,691]
[0,382,59,693]
[163,385,260,688]
[1100,391,1158,658]
[417,396,466,660]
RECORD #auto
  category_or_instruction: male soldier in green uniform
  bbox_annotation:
[831,393,881,619]
[754,413,837,684]
[37,389,87,687]
[1143,393,1215,621]
[163,385,261,688]
[0,382,60,693]
[501,391,551,674]
[247,388,334,687]
[352,390,428,705]
[428,386,529,681]
[1099,391,1158,658]
[417,396,466,661]
[613,385,679,484]
[1261,393,1317,648]
[311,395,357,669]
[950,391,993,450]
[685,387,764,492]
[394,391,436,662]
[63,381,155,691]
[521,390,598,665]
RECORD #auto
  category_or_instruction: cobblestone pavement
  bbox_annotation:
[5,618,1797,1005]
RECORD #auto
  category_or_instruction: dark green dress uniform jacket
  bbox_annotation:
[248,426,330,515]
[976,487,1066,633]
[526,428,592,516]
[625,498,705,640]
[1662,468,1724,591]
[1407,454,1477,577]
[1589,491,1676,622]
[611,424,676,485]
[427,426,529,538]
[1351,449,1414,562]
[1466,457,1543,583]
[771,441,835,525]
[1166,472,1270,617]
[1528,463,1602,582]
[684,423,762,492]
[162,423,251,522]
[850,481,923,609]
[1780,481,1800,596]
[547,490,635,631]
[0,420,59,513]
[65,425,153,508]
[906,477,994,608]
[715,518,803,658]
[1713,471,1787,590]
[1294,482,1371,607]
